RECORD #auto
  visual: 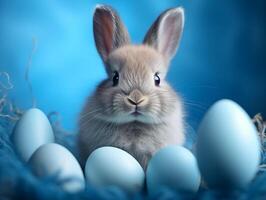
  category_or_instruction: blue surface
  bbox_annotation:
[0,0,265,131]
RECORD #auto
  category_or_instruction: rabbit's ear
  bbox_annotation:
[93,5,130,62]
[143,7,184,61]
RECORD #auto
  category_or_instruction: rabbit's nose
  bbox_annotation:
[126,89,148,106]
[126,97,145,106]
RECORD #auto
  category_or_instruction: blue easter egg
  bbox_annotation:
[29,143,85,193]
[196,99,260,189]
[12,108,54,161]
[146,145,201,194]
[85,146,145,193]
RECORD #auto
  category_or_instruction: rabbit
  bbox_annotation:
[78,5,185,170]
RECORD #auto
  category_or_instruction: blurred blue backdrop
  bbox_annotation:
[0,0,265,132]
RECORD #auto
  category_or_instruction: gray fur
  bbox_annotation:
[78,5,185,170]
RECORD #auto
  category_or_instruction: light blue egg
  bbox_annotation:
[146,145,201,194]
[196,99,260,189]
[85,146,145,193]
[29,143,85,193]
[12,108,54,161]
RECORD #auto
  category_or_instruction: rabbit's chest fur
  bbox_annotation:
[78,112,184,169]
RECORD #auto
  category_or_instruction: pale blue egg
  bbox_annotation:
[12,108,54,161]
[85,146,145,193]
[146,145,201,194]
[196,99,260,189]
[29,143,85,193]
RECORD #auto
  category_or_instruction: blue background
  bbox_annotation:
[0,0,265,132]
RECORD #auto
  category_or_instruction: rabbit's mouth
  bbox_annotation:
[131,110,142,117]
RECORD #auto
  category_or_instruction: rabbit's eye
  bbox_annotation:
[112,71,119,86]
[154,72,160,86]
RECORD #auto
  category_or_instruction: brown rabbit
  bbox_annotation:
[78,5,185,170]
